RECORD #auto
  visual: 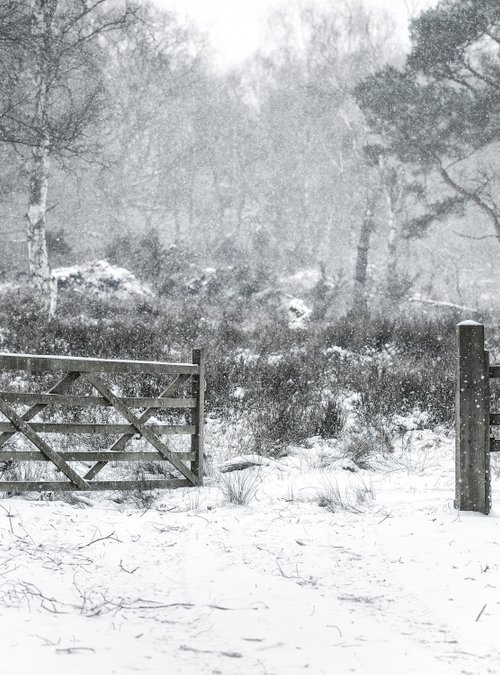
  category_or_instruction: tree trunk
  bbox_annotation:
[26,0,58,317]
[352,196,377,312]
[173,203,181,242]
[26,139,56,316]
[384,186,399,301]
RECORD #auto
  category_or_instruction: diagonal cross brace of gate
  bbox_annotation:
[0,396,89,489]
[0,371,81,448]
[85,374,198,485]
[83,374,191,480]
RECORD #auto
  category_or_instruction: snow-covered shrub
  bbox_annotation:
[54,260,152,300]
[287,297,312,329]
[105,229,281,311]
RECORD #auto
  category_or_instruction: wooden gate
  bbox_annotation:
[0,349,204,492]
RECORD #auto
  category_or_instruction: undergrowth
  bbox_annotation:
[316,477,375,513]
[0,284,464,466]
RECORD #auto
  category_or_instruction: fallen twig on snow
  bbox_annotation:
[476,603,487,622]
[77,530,120,549]
[0,503,15,534]
[119,560,139,574]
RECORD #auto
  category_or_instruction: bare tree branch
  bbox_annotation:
[436,156,500,240]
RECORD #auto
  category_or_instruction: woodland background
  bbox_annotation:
[1,0,500,456]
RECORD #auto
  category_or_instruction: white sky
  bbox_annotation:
[152,0,437,68]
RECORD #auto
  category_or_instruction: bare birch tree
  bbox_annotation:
[0,0,135,314]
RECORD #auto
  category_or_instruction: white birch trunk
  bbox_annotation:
[26,138,57,316]
[352,195,377,312]
[26,0,58,317]
[381,164,408,306]
[384,187,398,292]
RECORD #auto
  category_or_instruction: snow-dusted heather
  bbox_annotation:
[54,260,153,300]
[324,342,399,365]
[231,386,246,400]
[1,428,500,674]
[233,348,284,366]
[234,347,260,365]
[324,345,361,360]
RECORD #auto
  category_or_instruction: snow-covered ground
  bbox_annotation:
[1,431,500,675]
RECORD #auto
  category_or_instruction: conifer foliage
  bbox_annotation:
[356,0,500,240]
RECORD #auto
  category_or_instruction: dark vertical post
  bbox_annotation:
[191,348,205,485]
[456,321,490,514]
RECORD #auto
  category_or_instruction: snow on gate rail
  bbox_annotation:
[0,350,205,492]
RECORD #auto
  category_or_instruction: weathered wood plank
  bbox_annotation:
[485,349,491,512]
[0,423,196,435]
[84,374,190,480]
[191,348,205,484]
[86,374,198,484]
[0,371,81,449]
[0,451,196,461]
[0,479,190,492]
[0,353,198,375]
[0,399,89,490]
[455,322,490,514]
[0,392,196,409]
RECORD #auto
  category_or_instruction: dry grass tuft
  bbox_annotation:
[218,469,262,505]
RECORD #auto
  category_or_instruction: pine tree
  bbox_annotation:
[356,0,500,241]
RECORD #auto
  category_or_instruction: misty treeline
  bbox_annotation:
[0,0,499,318]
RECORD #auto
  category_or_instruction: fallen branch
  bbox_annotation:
[56,647,96,654]
[0,503,15,534]
[119,560,139,574]
[77,530,120,549]
[476,603,487,622]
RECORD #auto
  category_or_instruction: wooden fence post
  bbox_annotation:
[191,348,205,485]
[455,321,490,514]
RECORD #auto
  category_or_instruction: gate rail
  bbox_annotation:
[0,349,205,492]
